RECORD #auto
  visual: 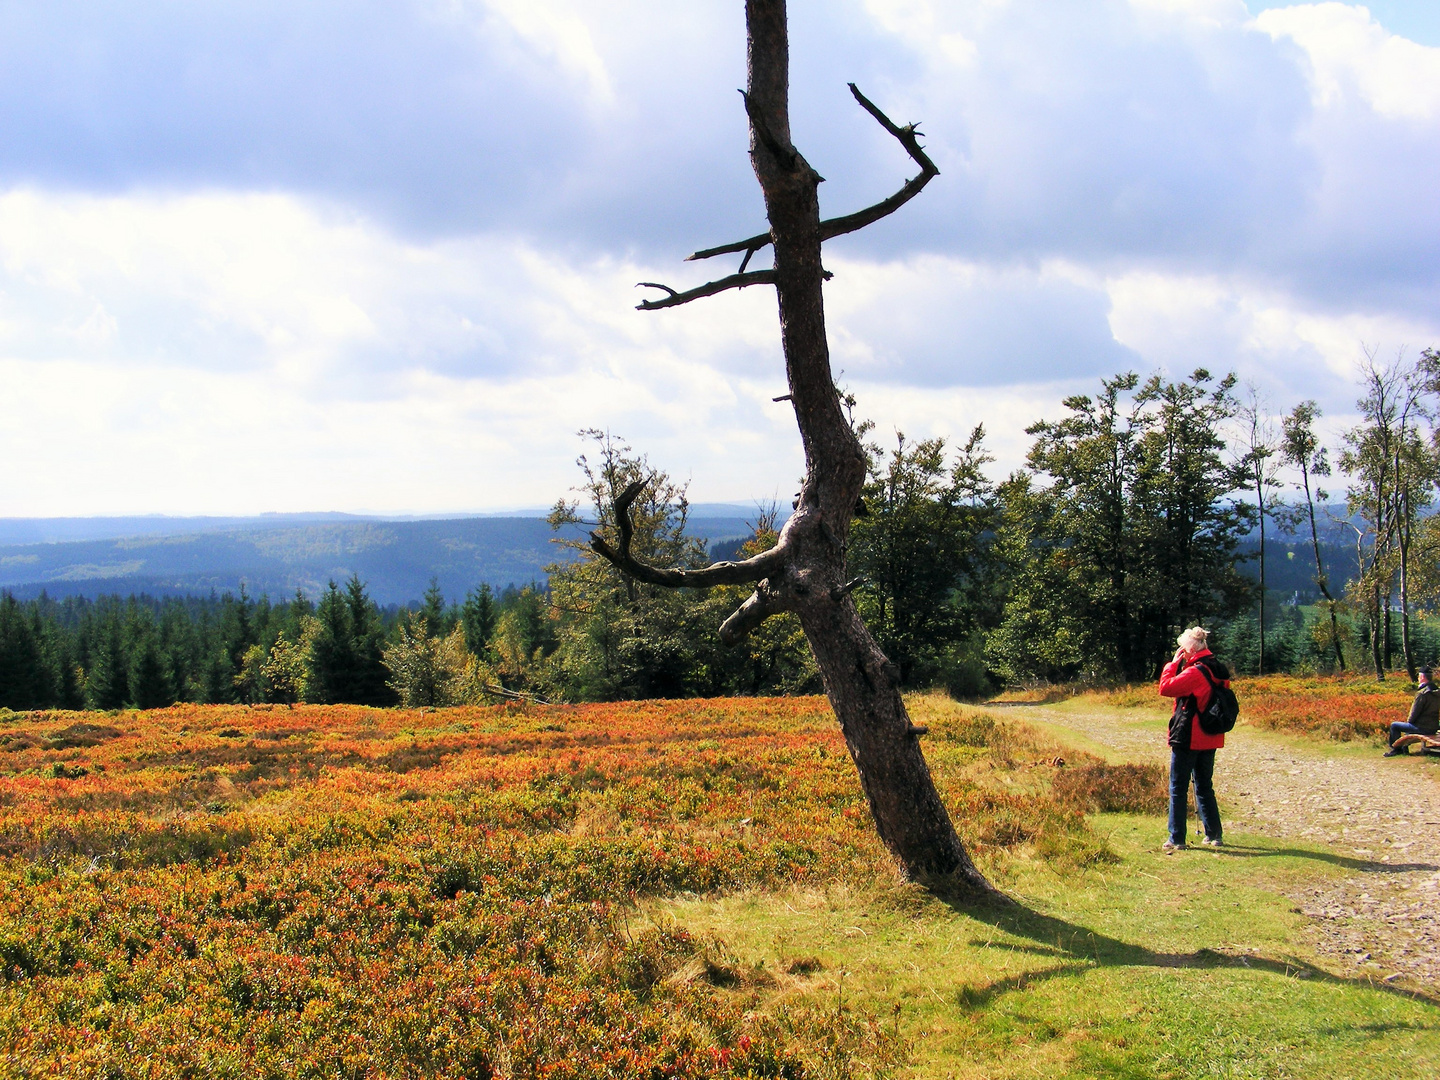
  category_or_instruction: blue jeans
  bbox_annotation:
[1388,722,1428,747]
[1169,748,1221,846]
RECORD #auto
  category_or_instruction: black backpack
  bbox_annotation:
[1193,658,1239,735]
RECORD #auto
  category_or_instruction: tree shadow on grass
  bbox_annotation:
[923,882,1440,1011]
[1189,842,1437,875]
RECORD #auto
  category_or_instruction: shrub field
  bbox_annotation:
[0,696,1103,1078]
[1095,673,1421,742]
[4,691,1434,1078]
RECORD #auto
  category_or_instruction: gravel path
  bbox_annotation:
[1001,702,1440,988]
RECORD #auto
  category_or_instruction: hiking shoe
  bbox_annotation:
[1202,838,1223,848]
[1162,841,1185,853]
[1383,748,1407,757]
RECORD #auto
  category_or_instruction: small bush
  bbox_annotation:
[1052,763,1167,814]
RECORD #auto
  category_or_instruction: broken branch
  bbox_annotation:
[591,478,788,587]
[719,582,792,646]
[635,270,778,311]
[815,84,939,242]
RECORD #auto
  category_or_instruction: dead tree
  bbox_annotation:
[589,0,991,889]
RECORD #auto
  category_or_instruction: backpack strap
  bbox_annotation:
[1193,656,1227,687]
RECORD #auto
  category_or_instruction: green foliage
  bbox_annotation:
[460,583,498,656]
[261,629,309,704]
[545,431,819,702]
[128,630,175,709]
[85,618,130,711]
[848,427,1002,691]
[987,370,1252,683]
[305,578,396,706]
[384,619,490,707]
[0,595,53,710]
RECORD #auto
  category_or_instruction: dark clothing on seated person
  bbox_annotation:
[1405,684,1439,735]
[1387,683,1438,749]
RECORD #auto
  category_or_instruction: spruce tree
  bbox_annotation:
[345,576,394,706]
[461,584,498,656]
[305,582,356,705]
[129,633,174,710]
[87,620,130,710]
[419,578,450,636]
[0,595,51,709]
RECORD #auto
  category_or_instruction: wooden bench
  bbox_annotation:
[1392,733,1440,755]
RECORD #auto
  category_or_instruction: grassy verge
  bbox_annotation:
[659,822,1439,1078]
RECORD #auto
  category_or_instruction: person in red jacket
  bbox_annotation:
[1157,626,1229,852]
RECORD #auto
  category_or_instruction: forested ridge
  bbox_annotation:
[4,355,1440,712]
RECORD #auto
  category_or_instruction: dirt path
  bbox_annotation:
[1001,701,1440,987]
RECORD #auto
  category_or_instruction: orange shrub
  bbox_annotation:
[0,696,1103,1077]
[1052,763,1168,814]
[1085,673,1417,742]
[1230,674,1416,742]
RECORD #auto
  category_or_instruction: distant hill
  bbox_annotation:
[0,511,769,606]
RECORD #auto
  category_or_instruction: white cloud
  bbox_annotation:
[0,3,1435,514]
[1256,3,1440,120]
[1104,266,1440,411]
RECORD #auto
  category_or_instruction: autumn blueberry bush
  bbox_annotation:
[1096,673,1419,742]
[0,697,1100,1077]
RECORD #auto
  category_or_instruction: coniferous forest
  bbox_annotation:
[4,355,1440,713]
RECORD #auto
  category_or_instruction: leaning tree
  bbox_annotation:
[590,0,990,890]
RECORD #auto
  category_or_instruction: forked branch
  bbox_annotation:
[590,479,788,587]
[683,83,939,269]
[818,83,939,242]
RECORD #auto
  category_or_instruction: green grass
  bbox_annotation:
[654,822,1438,1078]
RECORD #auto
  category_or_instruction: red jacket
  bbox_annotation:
[1159,649,1227,750]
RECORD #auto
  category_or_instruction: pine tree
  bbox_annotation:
[305,582,355,705]
[461,584,498,656]
[0,595,52,709]
[87,619,130,710]
[304,578,394,706]
[129,633,174,710]
[419,578,451,636]
[345,576,394,706]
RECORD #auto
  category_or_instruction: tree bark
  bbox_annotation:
[1256,477,1266,676]
[1301,466,1344,671]
[741,0,986,886]
[596,0,989,888]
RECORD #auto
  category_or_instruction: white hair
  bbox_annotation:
[1177,626,1210,652]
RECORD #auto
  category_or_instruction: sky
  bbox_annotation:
[0,0,1436,516]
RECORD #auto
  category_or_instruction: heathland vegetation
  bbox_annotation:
[4,352,1440,714]
[3,689,1434,1077]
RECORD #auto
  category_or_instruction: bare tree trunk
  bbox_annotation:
[592,0,989,888]
[1305,475,1344,671]
[1400,488,1416,680]
[746,0,978,882]
[1383,589,1393,672]
[1372,582,1385,679]
[1257,490,1266,675]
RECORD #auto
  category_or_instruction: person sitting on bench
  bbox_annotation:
[1384,665,1439,756]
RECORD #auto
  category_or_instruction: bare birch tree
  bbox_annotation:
[1235,387,1281,674]
[1341,348,1434,680]
[1280,401,1345,670]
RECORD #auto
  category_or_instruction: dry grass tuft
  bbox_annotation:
[1051,762,1168,814]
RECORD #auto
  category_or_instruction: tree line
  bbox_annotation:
[3,350,1438,711]
[0,578,548,711]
